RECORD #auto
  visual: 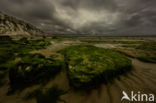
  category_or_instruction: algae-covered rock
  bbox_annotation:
[9,53,64,90]
[60,45,132,88]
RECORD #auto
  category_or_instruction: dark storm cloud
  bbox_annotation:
[60,0,118,11]
[0,0,156,35]
[0,0,68,32]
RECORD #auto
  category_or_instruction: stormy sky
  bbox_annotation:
[0,0,156,36]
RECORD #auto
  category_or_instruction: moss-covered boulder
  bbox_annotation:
[59,45,132,88]
[9,53,64,90]
[26,85,65,103]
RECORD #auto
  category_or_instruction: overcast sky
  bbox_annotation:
[0,0,156,36]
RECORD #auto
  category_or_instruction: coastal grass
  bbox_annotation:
[59,45,132,88]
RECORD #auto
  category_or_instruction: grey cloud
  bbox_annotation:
[60,0,118,11]
[0,0,156,35]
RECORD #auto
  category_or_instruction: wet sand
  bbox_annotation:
[0,41,156,103]
[58,58,156,103]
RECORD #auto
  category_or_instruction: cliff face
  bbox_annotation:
[0,12,43,38]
